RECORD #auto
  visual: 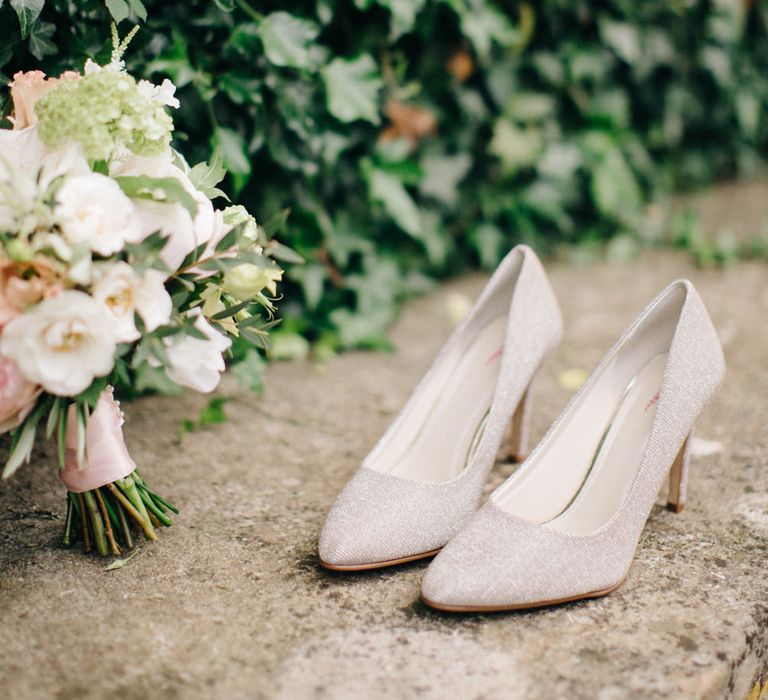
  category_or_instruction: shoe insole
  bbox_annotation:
[376,315,508,483]
[545,352,668,535]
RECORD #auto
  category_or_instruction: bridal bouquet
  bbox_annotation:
[0,30,286,557]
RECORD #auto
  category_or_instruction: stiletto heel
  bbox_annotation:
[318,245,563,570]
[422,279,725,611]
[499,383,533,463]
[667,432,692,513]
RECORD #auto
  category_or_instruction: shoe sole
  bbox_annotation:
[419,576,627,612]
[319,547,443,572]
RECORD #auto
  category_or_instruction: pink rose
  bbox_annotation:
[0,257,62,328]
[8,70,81,130]
[0,354,40,434]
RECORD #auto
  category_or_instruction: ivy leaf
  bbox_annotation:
[488,119,543,173]
[189,150,229,200]
[115,175,199,217]
[27,20,56,60]
[10,0,43,39]
[104,0,145,23]
[321,54,383,125]
[459,4,518,62]
[258,12,320,70]
[214,126,251,192]
[366,167,420,237]
[380,0,426,40]
[591,148,642,223]
[419,153,471,205]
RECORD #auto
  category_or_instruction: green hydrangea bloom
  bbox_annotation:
[35,68,173,163]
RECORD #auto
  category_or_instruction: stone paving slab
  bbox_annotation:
[0,250,766,700]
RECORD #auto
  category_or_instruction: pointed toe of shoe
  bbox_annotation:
[318,467,478,570]
[421,502,628,611]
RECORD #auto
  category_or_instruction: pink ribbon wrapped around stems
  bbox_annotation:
[60,387,136,493]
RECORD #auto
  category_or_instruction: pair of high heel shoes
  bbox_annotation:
[318,246,725,612]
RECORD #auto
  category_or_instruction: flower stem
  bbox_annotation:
[112,491,134,549]
[62,494,74,547]
[137,487,173,526]
[94,488,121,557]
[105,482,157,542]
[117,477,155,539]
[134,471,179,514]
[83,491,109,556]
[76,492,91,553]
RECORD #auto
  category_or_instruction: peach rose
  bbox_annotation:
[0,354,40,434]
[0,257,62,328]
[8,70,81,131]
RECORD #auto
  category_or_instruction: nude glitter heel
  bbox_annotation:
[667,431,692,513]
[499,381,533,463]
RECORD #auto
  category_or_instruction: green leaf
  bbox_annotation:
[104,549,140,570]
[75,377,108,409]
[459,4,518,62]
[380,0,426,39]
[600,20,641,65]
[104,0,129,23]
[267,241,304,264]
[214,127,251,189]
[261,208,290,236]
[591,148,642,223]
[232,349,266,394]
[366,167,420,237]
[258,12,320,70]
[189,150,229,200]
[127,0,146,21]
[469,223,504,269]
[115,176,199,218]
[27,20,56,60]
[289,263,325,308]
[270,331,310,361]
[419,153,471,205]
[488,119,543,173]
[134,364,182,395]
[10,0,43,39]
[321,54,383,125]
[198,397,228,427]
[213,0,234,10]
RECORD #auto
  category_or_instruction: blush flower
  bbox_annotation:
[0,354,40,434]
[8,70,81,131]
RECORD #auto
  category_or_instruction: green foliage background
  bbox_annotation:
[2,0,766,352]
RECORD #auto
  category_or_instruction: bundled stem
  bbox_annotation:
[62,470,177,556]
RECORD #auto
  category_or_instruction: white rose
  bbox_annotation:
[92,262,172,342]
[162,309,231,393]
[111,153,215,272]
[0,291,117,396]
[55,173,142,256]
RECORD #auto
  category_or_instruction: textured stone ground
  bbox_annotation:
[0,248,766,700]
